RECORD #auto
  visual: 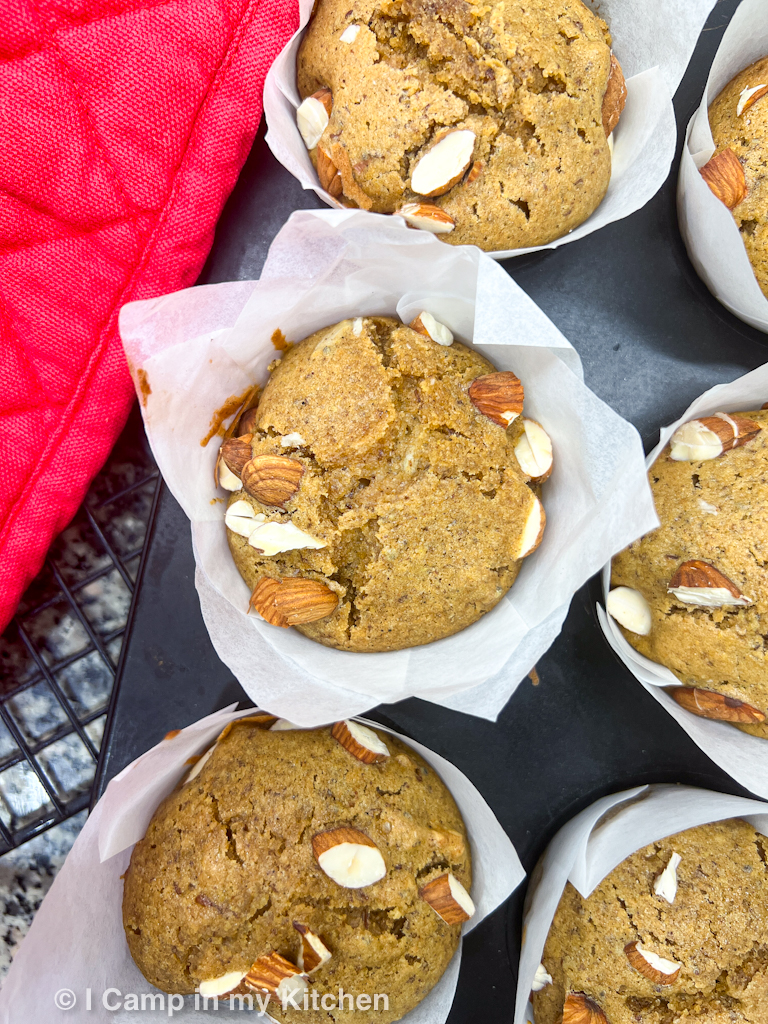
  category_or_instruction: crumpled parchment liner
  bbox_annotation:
[598,361,768,799]
[515,783,768,1024]
[0,705,524,1024]
[119,209,656,724]
[264,0,716,259]
[678,0,768,332]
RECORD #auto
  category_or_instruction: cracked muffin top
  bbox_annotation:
[295,0,624,250]
[122,718,472,1023]
[607,408,768,738]
[218,315,549,652]
[533,819,768,1024]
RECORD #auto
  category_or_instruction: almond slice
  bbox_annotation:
[624,941,681,985]
[217,460,242,491]
[668,560,750,607]
[312,827,386,888]
[249,577,338,627]
[409,311,453,346]
[199,971,248,998]
[737,84,768,116]
[220,436,253,476]
[224,500,266,538]
[602,54,627,137]
[297,89,333,150]
[293,922,332,973]
[331,720,390,763]
[242,455,304,508]
[514,419,553,482]
[411,129,476,197]
[606,587,652,636]
[669,413,761,461]
[518,496,545,559]
[244,953,307,1002]
[317,146,342,198]
[562,993,608,1024]
[532,963,553,992]
[469,371,525,427]
[669,686,765,724]
[654,852,681,903]
[397,202,456,234]
[339,23,360,42]
[419,872,475,924]
[700,148,747,209]
[248,521,325,555]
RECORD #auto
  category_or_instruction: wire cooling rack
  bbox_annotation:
[0,406,158,852]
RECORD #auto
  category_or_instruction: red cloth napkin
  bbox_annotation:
[0,0,297,631]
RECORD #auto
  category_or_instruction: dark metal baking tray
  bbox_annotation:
[94,1,766,1018]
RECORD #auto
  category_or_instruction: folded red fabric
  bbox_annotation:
[0,0,297,630]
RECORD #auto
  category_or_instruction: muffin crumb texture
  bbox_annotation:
[297,0,614,250]
[226,316,541,652]
[534,819,768,1024]
[123,723,471,1023]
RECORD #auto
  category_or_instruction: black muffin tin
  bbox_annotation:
[94,1,767,1018]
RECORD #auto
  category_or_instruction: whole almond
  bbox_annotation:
[242,454,304,507]
[669,686,765,724]
[249,577,338,627]
[561,993,608,1024]
[668,560,747,603]
[602,54,627,137]
[238,407,259,435]
[469,372,525,427]
[700,148,747,209]
[317,146,343,198]
[220,436,253,475]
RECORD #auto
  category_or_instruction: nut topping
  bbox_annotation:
[669,413,761,461]
[469,371,525,427]
[699,148,747,209]
[339,23,360,42]
[466,160,483,185]
[518,496,545,559]
[419,872,475,924]
[224,500,266,538]
[249,577,338,627]
[317,146,342,198]
[737,84,768,116]
[242,455,304,508]
[248,521,325,555]
[669,687,765,724]
[532,963,553,992]
[602,54,627,137]
[561,993,608,1024]
[654,852,681,904]
[410,129,476,197]
[331,720,390,763]
[606,587,652,636]
[409,311,453,346]
[668,560,750,607]
[198,972,247,998]
[220,436,253,476]
[624,941,681,985]
[244,953,307,1002]
[293,923,332,973]
[296,89,333,150]
[514,419,554,482]
[397,202,456,234]
[312,827,386,888]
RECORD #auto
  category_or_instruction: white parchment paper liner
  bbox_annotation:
[515,783,768,1024]
[0,705,523,1024]
[678,0,768,332]
[119,209,655,724]
[597,361,768,799]
[264,0,715,259]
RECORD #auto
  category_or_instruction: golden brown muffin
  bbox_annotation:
[533,819,768,1024]
[708,57,768,298]
[296,0,623,250]
[609,408,768,737]
[219,316,548,652]
[123,719,473,1023]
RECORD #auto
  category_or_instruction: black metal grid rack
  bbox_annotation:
[0,405,158,852]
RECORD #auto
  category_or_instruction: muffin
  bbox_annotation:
[216,315,551,652]
[294,0,626,250]
[705,57,768,298]
[533,818,768,1024]
[123,717,474,1023]
[607,407,768,736]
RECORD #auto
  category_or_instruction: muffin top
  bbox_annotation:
[297,0,616,250]
[709,57,768,298]
[533,818,768,1024]
[609,408,768,735]
[221,316,545,652]
[123,719,472,1023]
